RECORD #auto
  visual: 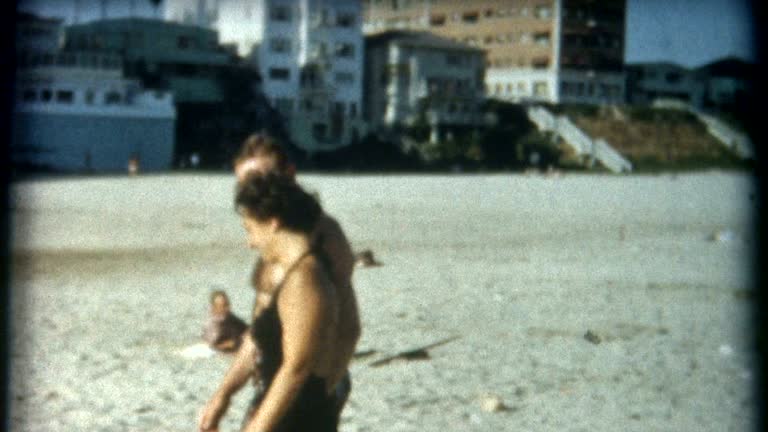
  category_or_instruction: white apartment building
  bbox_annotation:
[165,0,366,151]
[365,30,485,141]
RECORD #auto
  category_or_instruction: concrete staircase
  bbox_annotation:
[527,105,632,173]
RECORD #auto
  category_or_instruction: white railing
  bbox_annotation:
[555,115,594,156]
[695,112,753,159]
[594,138,633,173]
[526,105,632,173]
[653,100,754,160]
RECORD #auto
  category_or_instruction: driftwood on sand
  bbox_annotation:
[368,336,461,367]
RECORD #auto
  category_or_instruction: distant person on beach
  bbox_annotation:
[202,290,247,353]
[198,133,360,431]
[200,174,352,432]
[128,154,140,176]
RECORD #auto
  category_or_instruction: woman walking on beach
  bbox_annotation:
[199,174,346,432]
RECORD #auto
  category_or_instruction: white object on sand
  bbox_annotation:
[718,344,734,357]
[178,343,216,359]
[480,394,506,412]
[710,229,736,243]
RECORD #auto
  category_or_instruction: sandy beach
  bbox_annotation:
[8,171,758,431]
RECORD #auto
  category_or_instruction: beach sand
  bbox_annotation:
[8,171,758,431]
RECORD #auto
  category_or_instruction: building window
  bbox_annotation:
[349,102,358,117]
[85,90,95,104]
[335,72,355,85]
[270,5,292,21]
[430,14,446,26]
[335,43,355,58]
[532,57,550,69]
[462,11,479,23]
[484,8,495,18]
[666,72,682,84]
[56,90,74,103]
[105,91,122,104]
[269,68,290,80]
[337,13,355,27]
[269,38,292,53]
[535,5,552,19]
[534,32,550,46]
[533,81,548,97]
[445,54,463,66]
[41,89,53,102]
[517,82,526,93]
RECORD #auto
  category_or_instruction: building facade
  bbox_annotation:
[13,14,176,173]
[625,62,706,108]
[63,18,238,103]
[163,0,366,152]
[256,0,366,151]
[365,30,485,139]
[363,0,626,105]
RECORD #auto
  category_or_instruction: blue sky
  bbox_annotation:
[18,0,758,68]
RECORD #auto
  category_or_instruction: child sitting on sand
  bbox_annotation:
[202,290,247,353]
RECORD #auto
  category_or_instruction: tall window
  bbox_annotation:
[270,5,291,21]
[269,38,291,53]
[269,68,290,80]
[337,13,355,27]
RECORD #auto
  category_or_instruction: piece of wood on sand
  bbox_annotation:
[368,336,461,367]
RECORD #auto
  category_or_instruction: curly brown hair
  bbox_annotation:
[235,173,321,234]
[233,133,291,173]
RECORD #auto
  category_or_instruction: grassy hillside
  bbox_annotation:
[549,105,746,171]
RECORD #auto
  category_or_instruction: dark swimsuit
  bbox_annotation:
[243,249,338,432]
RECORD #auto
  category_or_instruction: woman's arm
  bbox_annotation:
[242,265,329,432]
[198,329,258,431]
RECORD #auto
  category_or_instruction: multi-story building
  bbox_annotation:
[256,0,366,151]
[164,0,366,152]
[625,62,706,108]
[365,30,485,141]
[63,18,238,103]
[363,0,626,105]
